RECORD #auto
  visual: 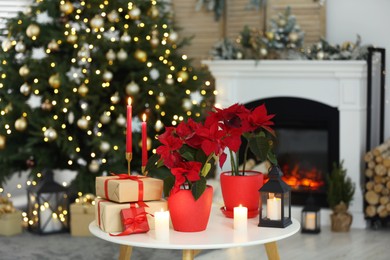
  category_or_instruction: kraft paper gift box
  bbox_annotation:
[95,198,167,233]
[96,175,163,203]
[70,203,95,237]
[0,210,22,236]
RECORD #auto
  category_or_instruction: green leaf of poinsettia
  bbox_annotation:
[191,176,206,200]
[248,135,269,162]
[267,150,278,165]
[145,154,164,171]
[163,175,175,198]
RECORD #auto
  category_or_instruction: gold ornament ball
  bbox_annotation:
[117,49,128,61]
[157,94,166,105]
[20,83,31,96]
[182,99,193,111]
[129,7,141,19]
[106,49,116,61]
[41,99,53,111]
[121,32,131,43]
[110,92,120,104]
[236,51,243,59]
[278,19,286,27]
[77,117,89,130]
[168,31,178,43]
[19,65,30,77]
[99,141,111,153]
[150,37,159,48]
[78,84,89,97]
[116,114,126,127]
[177,71,189,82]
[15,41,26,53]
[67,34,78,44]
[60,1,74,15]
[260,48,268,57]
[15,117,27,131]
[26,24,40,38]
[266,31,274,40]
[165,77,174,85]
[1,39,12,52]
[88,160,100,173]
[0,135,6,150]
[148,6,159,18]
[134,49,147,62]
[102,71,113,82]
[288,32,299,43]
[126,81,140,95]
[90,15,104,30]
[100,112,111,124]
[138,137,152,151]
[154,120,164,132]
[48,74,61,89]
[48,40,59,51]
[107,10,119,23]
[316,51,325,60]
[44,127,58,142]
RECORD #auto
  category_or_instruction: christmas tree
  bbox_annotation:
[0,0,213,193]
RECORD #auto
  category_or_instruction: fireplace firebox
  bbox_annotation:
[244,97,339,207]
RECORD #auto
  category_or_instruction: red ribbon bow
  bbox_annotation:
[104,173,148,207]
[110,210,150,236]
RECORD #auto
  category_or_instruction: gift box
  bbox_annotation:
[95,198,167,233]
[0,210,22,236]
[96,175,163,203]
[70,203,95,237]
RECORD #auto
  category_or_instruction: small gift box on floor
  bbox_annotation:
[70,194,96,237]
[95,198,167,233]
[96,175,163,203]
[0,197,22,236]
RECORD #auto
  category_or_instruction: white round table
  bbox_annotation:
[89,206,300,260]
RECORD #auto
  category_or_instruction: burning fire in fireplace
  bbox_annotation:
[276,164,326,191]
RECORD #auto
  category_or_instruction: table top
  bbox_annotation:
[89,206,300,250]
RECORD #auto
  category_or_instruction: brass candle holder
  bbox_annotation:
[126,152,132,175]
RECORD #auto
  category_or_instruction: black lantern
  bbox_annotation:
[258,165,292,228]
[301,197,321,234]
[27,169,69,234]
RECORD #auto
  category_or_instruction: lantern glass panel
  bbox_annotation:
[261,192,283,221]
[283,192,290,219]
[39,192,67,233]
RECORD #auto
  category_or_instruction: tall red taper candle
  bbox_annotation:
[126,97,132,154]
[141,113,148,171]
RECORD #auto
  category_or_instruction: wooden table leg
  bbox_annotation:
[182,249,201,260]
[119,245,133,260]
[264,242,280,260]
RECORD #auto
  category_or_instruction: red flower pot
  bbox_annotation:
[220,171,263,218]
[168,186,213,232]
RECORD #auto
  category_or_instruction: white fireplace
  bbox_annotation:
[203,60,370,228]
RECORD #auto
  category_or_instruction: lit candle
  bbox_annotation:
[305,212,316,230]
[141,113,148,168]
[154,209,169,241]
[126,98,132,154]
[266,193,281,220]
[233,205,248,231]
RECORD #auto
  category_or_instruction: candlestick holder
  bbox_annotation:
[141,166,147,176]
[126,152,132,175]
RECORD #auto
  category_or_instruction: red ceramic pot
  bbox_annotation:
[220,171,263,218]
[168,185,213,232]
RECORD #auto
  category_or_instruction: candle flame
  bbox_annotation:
[142,113,147,122]
[127,97,132,106]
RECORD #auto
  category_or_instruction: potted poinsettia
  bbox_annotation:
[207,103,277,218]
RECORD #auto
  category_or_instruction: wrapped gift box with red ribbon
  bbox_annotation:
[96,175,163,203]
[95,198,167,233]
[70,203,95,237]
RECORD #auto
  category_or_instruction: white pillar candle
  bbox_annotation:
[266,195,281,220]
[154,209,169,241]
[233,205,248,231]
[305,212,316,230]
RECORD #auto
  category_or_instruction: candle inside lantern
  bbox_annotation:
[141,113,148,168]
[154,209,169,241]
[233,204,248,231]
[126,97,132,154]
[266,193,281,220]
[305,212,316,230]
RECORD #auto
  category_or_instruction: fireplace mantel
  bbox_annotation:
[203,60,368,228]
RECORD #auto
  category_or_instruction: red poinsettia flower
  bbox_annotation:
[176,118,202,149]
[248,104,275,135]
[156,128,183,168]
[206,103,251,133]
[170,161,202,195]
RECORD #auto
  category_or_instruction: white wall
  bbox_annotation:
[327,0,390,141]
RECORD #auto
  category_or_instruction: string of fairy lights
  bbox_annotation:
[0,0,216,228]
